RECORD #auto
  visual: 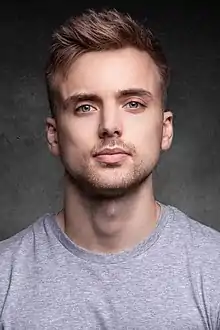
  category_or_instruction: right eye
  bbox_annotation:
[75,104,96,114]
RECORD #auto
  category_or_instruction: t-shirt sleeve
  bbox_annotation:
[0,240,16,317]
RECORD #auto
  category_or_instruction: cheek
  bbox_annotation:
[125,114,163,151]
[57,118,97,156]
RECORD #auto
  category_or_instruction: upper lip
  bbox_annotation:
[94,148,130,156]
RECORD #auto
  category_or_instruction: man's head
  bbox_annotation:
[45,8,173,197]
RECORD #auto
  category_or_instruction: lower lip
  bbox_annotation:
[95,153,129,164]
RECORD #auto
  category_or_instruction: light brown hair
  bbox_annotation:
[45,8,170,117]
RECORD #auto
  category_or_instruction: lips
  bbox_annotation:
[94,148,129,156]
[93,148,130,164]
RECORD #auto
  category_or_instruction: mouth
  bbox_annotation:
[93,148,131,164]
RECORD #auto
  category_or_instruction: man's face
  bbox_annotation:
[47,47,173,196]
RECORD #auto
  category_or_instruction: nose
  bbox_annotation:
[98,106,122,139]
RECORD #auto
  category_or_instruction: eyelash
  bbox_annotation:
[75,101,146,114]
[75,104,94,113]
[124,101,146,109]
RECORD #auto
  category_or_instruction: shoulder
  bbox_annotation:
[168,205,220,327]
[0,227,32,268]
[167,205,220,277]
[0,213,51,256]
[0,213,53,314]
[169,205,220,251]
[164,205,220,307]
[0,213,52,278]
[0,223,33,311]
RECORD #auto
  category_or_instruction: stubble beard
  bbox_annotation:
[65,159,152,200]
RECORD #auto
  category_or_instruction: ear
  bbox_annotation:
[161,110,173,151]
[45,117,60,157]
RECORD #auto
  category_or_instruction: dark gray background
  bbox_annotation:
[0,1,220,240]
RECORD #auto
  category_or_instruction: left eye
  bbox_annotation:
[125,101,144,109]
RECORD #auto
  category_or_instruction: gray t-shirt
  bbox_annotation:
[1,203,220,329]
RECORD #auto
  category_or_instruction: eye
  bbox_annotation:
[124,101,146,109]
[75,104,95,114]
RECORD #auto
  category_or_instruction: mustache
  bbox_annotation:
[91,139,136,156]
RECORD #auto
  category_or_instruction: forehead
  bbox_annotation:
[59,47,161,100]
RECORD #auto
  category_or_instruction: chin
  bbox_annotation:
[86,173,149,199]
[66,162,152,198]
[87,184,135,199]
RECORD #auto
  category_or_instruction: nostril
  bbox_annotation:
[98,127,122,139]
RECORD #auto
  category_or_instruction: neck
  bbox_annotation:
[57,175,160,253]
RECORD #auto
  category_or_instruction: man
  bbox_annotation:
[0,8,220,329]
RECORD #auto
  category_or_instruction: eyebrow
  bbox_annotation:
[63,93,101,109]
[118,88,153,99]
[63,88,153,109]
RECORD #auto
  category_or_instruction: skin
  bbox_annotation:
[46,47,173,253]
